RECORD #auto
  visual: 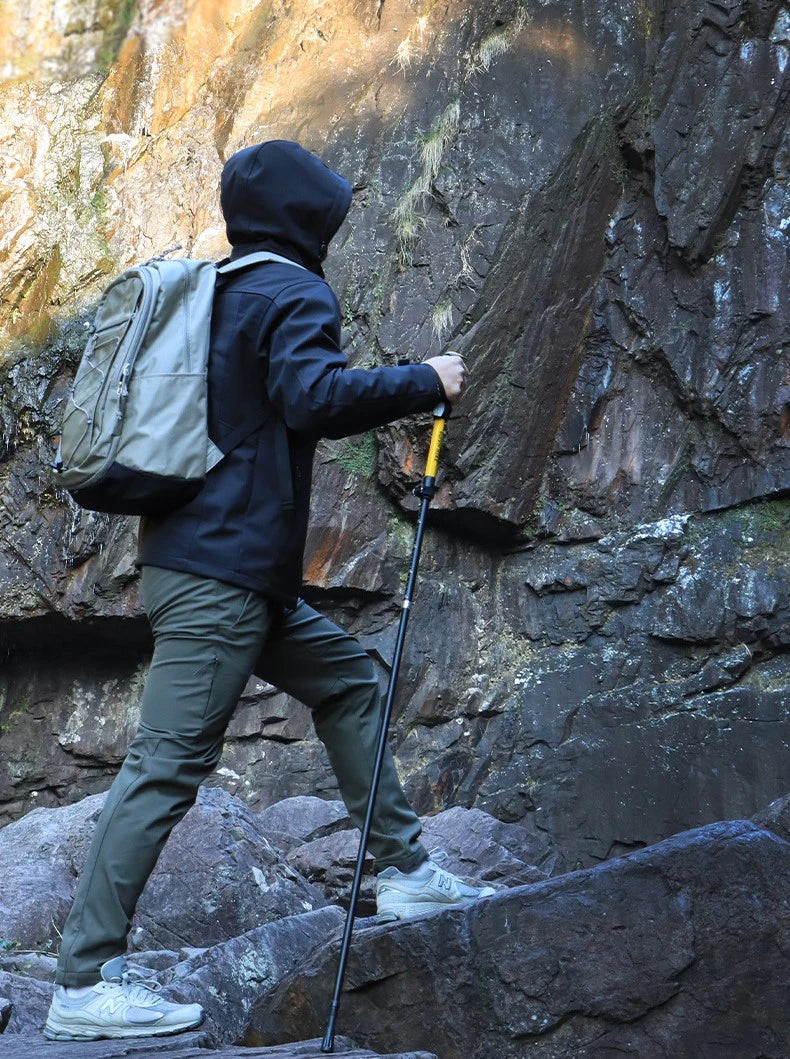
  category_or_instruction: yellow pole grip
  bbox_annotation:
[424,414,447,480]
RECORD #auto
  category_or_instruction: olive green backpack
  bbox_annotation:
[53,251,303,514]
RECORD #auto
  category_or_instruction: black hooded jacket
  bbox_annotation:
[137,141,444,605]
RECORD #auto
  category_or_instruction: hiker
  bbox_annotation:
[45,140,493,1042]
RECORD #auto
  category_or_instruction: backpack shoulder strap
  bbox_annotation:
[207,251,307,472]
[217,251,307,275]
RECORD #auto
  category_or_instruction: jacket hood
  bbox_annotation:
[220,140,353,276]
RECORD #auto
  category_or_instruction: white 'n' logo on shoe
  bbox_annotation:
[436,873,453,893]
[96,994,126,1018]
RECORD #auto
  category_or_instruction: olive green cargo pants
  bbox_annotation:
[55,567,427,986]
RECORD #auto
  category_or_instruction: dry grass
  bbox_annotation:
[393,98,462,264]
[420,97,460,184]
[473,7,528,73]
[394,38,413,73]
[431,297,454,343]
[391,5,524,265]
[393,189,429,262]
[393,7,435,73]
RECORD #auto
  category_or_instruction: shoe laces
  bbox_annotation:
[111,966,162,1005]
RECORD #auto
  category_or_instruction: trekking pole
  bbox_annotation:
[321,400,451,1054]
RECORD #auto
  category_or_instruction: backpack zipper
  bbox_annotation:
[77,267,159,488]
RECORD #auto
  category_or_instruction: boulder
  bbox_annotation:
[0,971,51,1035]
[0,793,106,952]
[419,805,557,883]
[0,926,438,1056]
[752,792,790,844]
[0,955,56,983]
[0,788,327,954]
[120,950,181,974]
[285,805,555,916]
[246,820,790,1058]
[129,787,327,951]
[256,797,350,854]
[156,907,344,1046]
[287,830,374,915]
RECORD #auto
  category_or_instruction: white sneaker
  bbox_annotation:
[376,859,496,922]
[44,956,203,1041]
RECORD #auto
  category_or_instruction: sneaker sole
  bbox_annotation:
[376,899,480,921]
[377,885,497,923]
[43,1012,204,1041]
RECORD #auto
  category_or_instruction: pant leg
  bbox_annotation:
[253,600,428,874]
[55,567,274,986]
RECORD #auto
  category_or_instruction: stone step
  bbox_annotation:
[0,1031,436,1059]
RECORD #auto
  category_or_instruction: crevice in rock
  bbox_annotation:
[0,615,151,654]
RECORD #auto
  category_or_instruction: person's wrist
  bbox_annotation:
[425,364,447,400]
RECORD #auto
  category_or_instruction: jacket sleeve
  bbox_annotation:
[260,279,444,439]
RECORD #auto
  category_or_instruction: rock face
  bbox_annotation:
[248,820,790,1058]
[0,0,788,929]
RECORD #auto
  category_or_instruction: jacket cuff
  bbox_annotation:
[413,362,447,402]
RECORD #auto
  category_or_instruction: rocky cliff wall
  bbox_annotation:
[0,0,788,870]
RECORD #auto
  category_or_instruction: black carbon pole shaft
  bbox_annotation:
[321,402,450,1053]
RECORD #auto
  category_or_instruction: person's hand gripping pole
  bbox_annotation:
[424,349,467,405]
